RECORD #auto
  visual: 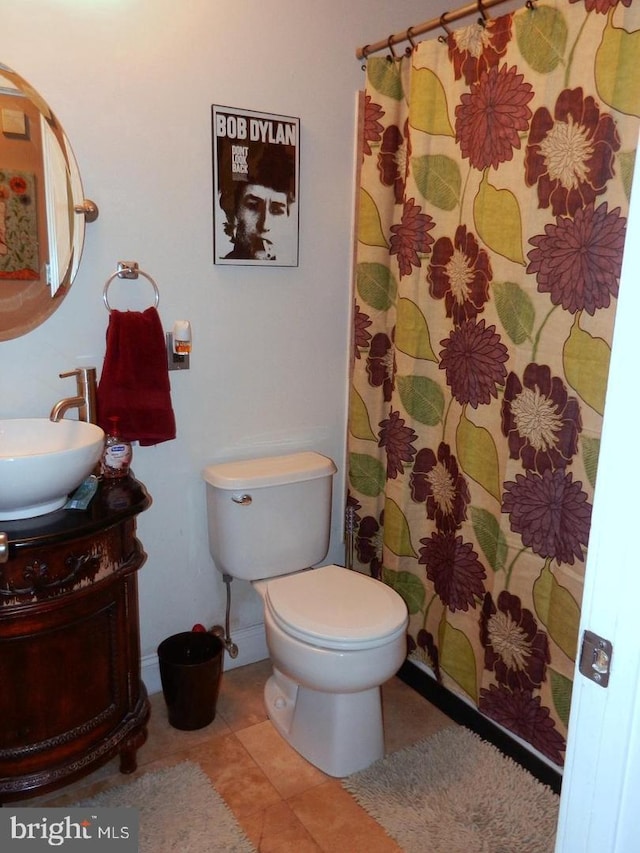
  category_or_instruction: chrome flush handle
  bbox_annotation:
[0,532,8,563]
[231,494,252,506]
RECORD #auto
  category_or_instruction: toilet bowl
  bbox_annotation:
[255,564,407,692]
[203,451,409,777]
[255,564,407,776]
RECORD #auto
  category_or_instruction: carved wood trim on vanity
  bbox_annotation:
[0,522,138,602]
[0,477,152,804]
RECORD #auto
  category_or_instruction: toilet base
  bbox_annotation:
[264,668,384,777]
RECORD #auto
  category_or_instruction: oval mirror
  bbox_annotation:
[0,63,97,341]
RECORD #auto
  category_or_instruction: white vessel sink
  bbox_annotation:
[0,418,104,520]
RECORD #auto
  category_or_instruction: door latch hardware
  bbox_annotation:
[579,630,612,688]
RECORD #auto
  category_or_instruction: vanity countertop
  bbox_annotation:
[1,473,151,553]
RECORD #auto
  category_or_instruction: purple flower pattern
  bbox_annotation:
[502,469,592,565]
[502,364,582,473]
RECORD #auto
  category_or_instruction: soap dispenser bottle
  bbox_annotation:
[101,416,132,479]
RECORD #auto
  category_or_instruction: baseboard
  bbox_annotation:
[142,622,269,697]
[398,660,563,795]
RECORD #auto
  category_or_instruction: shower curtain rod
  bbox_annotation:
[356,0,522,60]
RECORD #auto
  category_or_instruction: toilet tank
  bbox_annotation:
[203,451,337,581]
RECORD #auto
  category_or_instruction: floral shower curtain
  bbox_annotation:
[348,0,640,766]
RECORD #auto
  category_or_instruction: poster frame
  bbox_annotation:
[211,105,300,267]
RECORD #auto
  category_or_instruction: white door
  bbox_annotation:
[555,135,640,852]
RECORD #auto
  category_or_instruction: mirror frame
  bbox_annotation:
[0,64,97,341]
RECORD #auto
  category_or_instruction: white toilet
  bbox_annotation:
[203,450,408,777]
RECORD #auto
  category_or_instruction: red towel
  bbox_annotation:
[97,307,176,446]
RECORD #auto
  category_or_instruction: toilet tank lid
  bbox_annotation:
[203,451,337,490]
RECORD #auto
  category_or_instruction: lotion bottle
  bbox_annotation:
[101,416,132,479]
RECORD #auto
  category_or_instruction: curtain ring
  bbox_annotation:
[477,0,489,25]
[405,26,417,56]
[526,0,536,9]
[386,35,397,61]
[438,14,452,44]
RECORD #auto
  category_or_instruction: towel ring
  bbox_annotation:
[103,261,160,312]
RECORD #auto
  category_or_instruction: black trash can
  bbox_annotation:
[157,632,224,730]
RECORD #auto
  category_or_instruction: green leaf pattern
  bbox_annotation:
[413,155,461,210]
[470,507,508,574]
[474,172,525,264]
[493,281,535,345]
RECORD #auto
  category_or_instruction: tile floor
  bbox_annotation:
[14,659,457,851]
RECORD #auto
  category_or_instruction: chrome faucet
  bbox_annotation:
[49,367,98,424]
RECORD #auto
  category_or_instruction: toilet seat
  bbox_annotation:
[263,564,408,651]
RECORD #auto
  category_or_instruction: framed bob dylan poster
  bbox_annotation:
[212,105,299,266]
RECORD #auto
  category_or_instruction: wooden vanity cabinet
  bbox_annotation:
[0,476,151,803]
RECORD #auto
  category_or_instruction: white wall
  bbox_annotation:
[1,0,430,689]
